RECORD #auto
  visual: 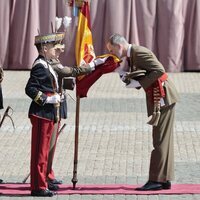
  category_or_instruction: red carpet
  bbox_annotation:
[0,183,200,195]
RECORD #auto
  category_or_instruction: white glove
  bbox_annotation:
[46,94,61,104]
[63,16,72,29]
[93,57,107,66]
[121,73,128,82]
[55,17,62,31]
[80,59,87,66]
[87,57,108,71]
[126,79,141,88]
[88,62,95,71]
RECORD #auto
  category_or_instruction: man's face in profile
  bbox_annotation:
[106,42,123,59]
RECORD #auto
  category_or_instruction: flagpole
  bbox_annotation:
[71,95,80,189]
[70,0,91,189]
[69,0,81,189]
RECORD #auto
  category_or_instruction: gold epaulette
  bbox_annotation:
[34,91,46,106]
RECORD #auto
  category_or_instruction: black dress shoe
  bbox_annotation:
[48,182,59,191]
[0,179,3,184]
[162,180,171,189]
[135,181,171,191]
[31,189,55,197]
[48,178,63,184]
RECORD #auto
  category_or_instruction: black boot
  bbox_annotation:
[48,181,59,191]
[31,189,55,197]
[48,178,63,184]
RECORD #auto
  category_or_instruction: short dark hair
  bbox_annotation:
[35,43,43,52]
[109,34,128,46]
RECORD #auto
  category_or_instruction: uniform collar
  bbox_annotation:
[127,44,132,57]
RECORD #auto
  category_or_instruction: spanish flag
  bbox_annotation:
[75,2,121,97]
[75,1,95,66]
[76,54,121,97]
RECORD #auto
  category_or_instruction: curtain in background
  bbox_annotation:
[0,0,199,72]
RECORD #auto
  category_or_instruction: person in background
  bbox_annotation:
[106,33,179,191]
[46,43,106,190]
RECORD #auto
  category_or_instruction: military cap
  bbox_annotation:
[34,32,65,45]
[126,69,146,80]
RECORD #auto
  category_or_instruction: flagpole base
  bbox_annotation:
[71,178,78,189]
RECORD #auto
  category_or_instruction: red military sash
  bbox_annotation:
[145,73,168,103]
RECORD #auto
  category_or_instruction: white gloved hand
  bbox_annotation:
[60,94,65,101]
[121,73,128,82]
[80,59,87,66]
[88,57,108,71]
[93,57,107,66]
[55,17,62,31]
[88,62,95,71]
[126,79,141,88]
[87,57,108,71]
[63,16,72,29]
[46,94,61,104]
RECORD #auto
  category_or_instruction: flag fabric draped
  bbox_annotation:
[76,54,121,98]
[75,2,121,98]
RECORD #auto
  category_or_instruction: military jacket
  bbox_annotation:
[50,59,92,119]
[25,56,93,121]
[25,55,59,121]
[129,45,179,116]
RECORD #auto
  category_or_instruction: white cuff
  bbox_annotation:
[160,98,165,106]
[126,79,141,88]
[88,62,95,71]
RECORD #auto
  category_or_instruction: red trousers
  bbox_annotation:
[47,121,60,180]
[30,115,54,191]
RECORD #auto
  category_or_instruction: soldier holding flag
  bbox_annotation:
[46,43,106,191]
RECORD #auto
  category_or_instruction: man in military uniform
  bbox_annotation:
[106,34,179,191]
[46,43,106,190]
[25,32,105,197]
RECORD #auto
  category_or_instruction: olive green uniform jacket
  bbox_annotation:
[129,45,179,116]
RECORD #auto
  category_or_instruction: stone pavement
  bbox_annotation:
[0,71,200,200]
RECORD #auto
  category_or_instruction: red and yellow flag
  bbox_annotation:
[76,55,121,98]
[75,1,121,98]
[75,1,95,66]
